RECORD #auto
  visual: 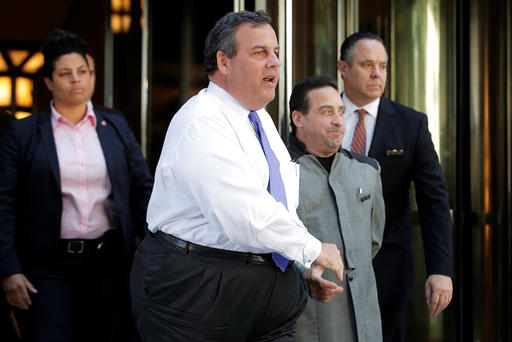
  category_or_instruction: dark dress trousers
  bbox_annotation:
[0,107,153,341]
[368,97,453,341]
[131,232,308,342]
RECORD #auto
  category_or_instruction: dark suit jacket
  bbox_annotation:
[369,96,453,305]
[0,107,153,279]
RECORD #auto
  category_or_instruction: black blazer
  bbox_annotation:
[0,107,153,278]
[368,97,453,305]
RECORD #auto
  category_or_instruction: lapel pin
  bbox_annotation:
[101,120,107,126]
[386,149,404,156]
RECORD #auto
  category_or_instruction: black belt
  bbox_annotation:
[60,230,120,256]
[152,231,290,268]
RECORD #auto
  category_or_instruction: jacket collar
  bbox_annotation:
[37,107,60,188]
[288,133,353,161]
[288,134,307,160]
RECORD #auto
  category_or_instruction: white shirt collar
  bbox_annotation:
[207,81,270,128]
[207,81,249,113]
[342,93,381,119]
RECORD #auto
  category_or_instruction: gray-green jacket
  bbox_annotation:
[289,135,385,342]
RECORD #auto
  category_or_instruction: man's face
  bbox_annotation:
[223,23,280,110]
[293,86,345,157]
[337,39,388,107]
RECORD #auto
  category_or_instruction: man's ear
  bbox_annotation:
[337,60,347,77]
[43,77,53,92]
[292,110,304,128]
[217,51,230,75]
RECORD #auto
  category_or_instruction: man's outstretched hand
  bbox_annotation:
[304,264,343,302]
[306,242,344,302]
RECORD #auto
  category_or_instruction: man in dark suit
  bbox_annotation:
[337,32,453,342]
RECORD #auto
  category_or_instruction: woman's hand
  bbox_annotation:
[2,273,38,310]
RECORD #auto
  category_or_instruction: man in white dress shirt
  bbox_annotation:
[130,10,344,342]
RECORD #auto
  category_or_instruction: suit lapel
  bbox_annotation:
[94,110,115,183]
[368,97,396,158]
[38,109,61,189]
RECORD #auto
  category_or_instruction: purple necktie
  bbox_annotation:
[248,111,291,272]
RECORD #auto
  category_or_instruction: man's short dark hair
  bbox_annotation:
[203,10,272,75]
[339,32,386,65]
[41,30,89,79]
[289,75,338,134]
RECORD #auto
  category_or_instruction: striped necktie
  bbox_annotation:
[351,109,367,155]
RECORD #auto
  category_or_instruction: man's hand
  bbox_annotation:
[425,274,452,315]
[313,243,344,282]
[303,265,343,302]
[2,273,38,310]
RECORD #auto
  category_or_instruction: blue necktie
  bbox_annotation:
[248,110,291,272]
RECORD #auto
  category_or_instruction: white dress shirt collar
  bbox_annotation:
[342,93,381,119]
[341,94,381,154]
[207,81,268,137]
[207,81,252,116]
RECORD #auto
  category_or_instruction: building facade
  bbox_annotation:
[0,0,510,341]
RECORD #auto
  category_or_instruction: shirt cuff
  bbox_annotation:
[300,233,322,268]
